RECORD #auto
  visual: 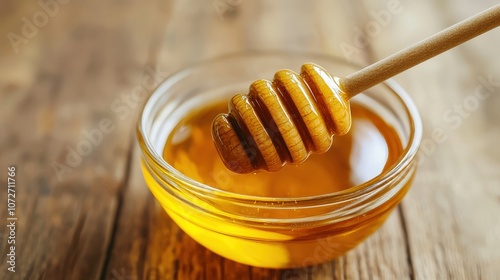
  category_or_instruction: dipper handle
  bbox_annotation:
[340,4,500,97]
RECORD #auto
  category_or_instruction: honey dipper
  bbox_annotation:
[212,5,500,174]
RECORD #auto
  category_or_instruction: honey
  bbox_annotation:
[140,99,414,268]
[138,53,421,268]
[164,101,402,197]
[211,63,352,174]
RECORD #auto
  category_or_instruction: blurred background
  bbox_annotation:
[0,0,499,279]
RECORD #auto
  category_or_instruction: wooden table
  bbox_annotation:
[1,0,499,279]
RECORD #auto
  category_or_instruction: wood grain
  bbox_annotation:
[0,0,168,279]
[365,0,500,279]
[1,0,499,279]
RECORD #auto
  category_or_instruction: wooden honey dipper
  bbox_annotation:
[212,5,500,174]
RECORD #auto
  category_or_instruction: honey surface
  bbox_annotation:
[163,100,403,197]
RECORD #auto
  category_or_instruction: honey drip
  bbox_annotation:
[212,63,351,173]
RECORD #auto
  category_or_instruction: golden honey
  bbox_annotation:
[212,63,351,174]
[166,101,401,196]
[141,99,414,268]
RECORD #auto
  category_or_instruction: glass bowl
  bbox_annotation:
[137,51,422,268]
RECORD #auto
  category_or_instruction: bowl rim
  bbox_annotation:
[137,50,423,204]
